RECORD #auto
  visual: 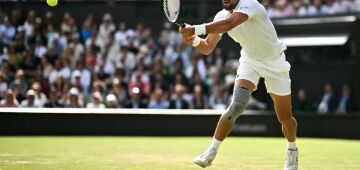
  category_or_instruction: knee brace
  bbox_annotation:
[222,87,251,123]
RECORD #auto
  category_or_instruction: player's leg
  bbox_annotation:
[270,93,298,170]
[213,79,256,141]
[270,93,297,144]
[193,79,256,168]
[264,69,298,170]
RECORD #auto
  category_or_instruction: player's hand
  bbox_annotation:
[179,25,195,38]
[181,35,196,45]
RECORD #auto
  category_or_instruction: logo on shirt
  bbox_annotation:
[239,6,249,10]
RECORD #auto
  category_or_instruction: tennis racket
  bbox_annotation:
[162,0,185,27]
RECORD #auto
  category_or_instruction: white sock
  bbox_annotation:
[287,141,297,150]
[209,137,222,150]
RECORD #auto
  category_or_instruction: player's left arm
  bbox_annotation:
[180,12,249,37]
[205,12,248,34]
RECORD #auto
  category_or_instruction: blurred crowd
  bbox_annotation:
[0,9,240,110]
[294,83,356,114]
[260,0,360,18]
[0,5,357,113]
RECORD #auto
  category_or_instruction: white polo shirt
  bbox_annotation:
[214,0,286,60]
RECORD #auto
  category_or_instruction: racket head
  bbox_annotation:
[162,0,185,27]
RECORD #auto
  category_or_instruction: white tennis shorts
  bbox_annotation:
[236,52,291,96]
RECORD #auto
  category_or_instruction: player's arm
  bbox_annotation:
[182,34,221,55]
[180,12,249,37]
[205,12,248,34]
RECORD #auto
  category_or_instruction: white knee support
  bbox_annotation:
[222,87,251,123]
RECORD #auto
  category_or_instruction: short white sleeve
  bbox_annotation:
[213,10,228,36]
[233,0,258,19]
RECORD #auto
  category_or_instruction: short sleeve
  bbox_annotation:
[233,1,258,19]
[213,10,228,36]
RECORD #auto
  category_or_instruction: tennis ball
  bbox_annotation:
[47,0,58,7]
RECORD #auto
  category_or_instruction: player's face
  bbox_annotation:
[222,0,239,11]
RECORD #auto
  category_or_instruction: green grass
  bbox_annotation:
[0,137,360,170]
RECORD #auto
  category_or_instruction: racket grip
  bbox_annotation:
[179,22,185,28]
[178,18,186,28]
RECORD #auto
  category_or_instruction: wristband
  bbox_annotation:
[194,24,206,35]
[192,36,201,47]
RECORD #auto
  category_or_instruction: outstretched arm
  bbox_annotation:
[180,12,249,37]
[182,34,221,55]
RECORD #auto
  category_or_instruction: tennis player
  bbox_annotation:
[179,0,298,169]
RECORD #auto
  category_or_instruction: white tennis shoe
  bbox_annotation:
[284,148,298,170]
[193,147,217,168]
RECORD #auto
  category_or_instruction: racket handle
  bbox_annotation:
[178,18,186,28]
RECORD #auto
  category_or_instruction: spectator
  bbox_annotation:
[65,87,83,108]
[209,86,228,110]
[20,50,40,79]
[13,79,26,103]
[1,60,13,83]
[318,83,337,113]
[192,85,208,109]
[11,70,28,96]
[49,60,71,84]
[44,11,54,26]
[336,84,355,114]
[39,57,53,81]
[313,0,330,15]
[0,17,16,46]
[81,14,96,43]
[326,0,341,14]
[68,33,85,65]
[115,22,129,48]
[44,89,64,108]
[148,88,169,109]
[0,71,7,99]
[270,0,295,18]
[31,82,47,107]
[6,44,22,70]
[105,94,118,108]
[159,22,178,47]
[0,43,6,68]
[45,45,58,65]
[169,84,189,109]
[99,36,117,75]
[128,70,151,95]
[71,61,91,97]
[293,88,313,111]
[34,38,47,58]
[150,71,170,93]
[98,13,115,45]
[86,91,105,108]
[109,78,128,107]
[14,29,26,53]
[23,10,36,38]
[0,89,19,107]
[20,89,40,108]
[185,52,207,81]
[118,46,136,75]
[125,87,147,109]
[94,60,113,83]
[298,0,317,16]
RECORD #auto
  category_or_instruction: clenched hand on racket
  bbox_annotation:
[179,25,195,39]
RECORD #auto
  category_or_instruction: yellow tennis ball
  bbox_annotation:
[47,0,58,7]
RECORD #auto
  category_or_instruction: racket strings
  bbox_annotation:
[163,0,181,22]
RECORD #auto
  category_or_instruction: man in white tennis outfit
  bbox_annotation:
[179,0,298,169]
